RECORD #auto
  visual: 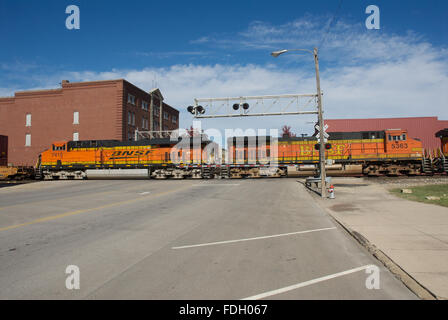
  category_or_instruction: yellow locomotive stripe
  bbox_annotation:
[278,139,384,145]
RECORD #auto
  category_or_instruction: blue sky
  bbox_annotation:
[1,0,447,135]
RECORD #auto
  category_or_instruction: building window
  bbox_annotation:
[25,134,31,147]
[26,114,31,127]
[73,111,79,124]
[73,132,79,141]
[127,94,136,105]
[127,112,135,126]
[163,111,169,120]
[153,106,159,116]
[172,115,177,124]
[142,101,149,111]
[142,118,148,130]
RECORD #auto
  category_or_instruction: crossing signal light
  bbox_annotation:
[232,103,250,111]
[197,105,205,114]
[315,143,332,150]
[187,105,205,115]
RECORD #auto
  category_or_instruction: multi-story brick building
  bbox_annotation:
[0,79,179,166]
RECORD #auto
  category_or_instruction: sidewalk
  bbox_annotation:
[313,177,448,299]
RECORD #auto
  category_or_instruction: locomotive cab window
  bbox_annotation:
[393,135,406,141]
[52,144,66,151]
[389,133,407,142]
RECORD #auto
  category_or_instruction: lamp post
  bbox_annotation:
[271,47,327,198]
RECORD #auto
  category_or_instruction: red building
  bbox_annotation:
[325,116,448,151]
[0,79,179,166]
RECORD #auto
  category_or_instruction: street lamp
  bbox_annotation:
[271,47,327,198]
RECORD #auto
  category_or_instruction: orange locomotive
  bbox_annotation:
[228,129,425,176]
[37,137,219,180]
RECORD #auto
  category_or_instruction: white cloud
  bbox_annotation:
[195,16,448,66]
[190,36,210,44]
[135,51,210,58]
[57,51,448,136]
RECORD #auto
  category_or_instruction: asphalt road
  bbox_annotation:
[0,178,416,299]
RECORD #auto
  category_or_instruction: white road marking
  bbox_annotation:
[242,265,373,300]
[139,192,151,195]
[172,227,336,249]
[192,184,240,187]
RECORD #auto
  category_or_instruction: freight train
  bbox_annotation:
[35,128,448,180]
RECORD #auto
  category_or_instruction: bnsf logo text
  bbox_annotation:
[111,150,151,156]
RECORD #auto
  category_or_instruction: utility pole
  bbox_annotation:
[313,47,327,198]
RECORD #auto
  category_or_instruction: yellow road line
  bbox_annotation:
[0,184,191,232]
[0,190,116,212]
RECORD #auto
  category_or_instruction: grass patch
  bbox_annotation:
[390,184,448,208]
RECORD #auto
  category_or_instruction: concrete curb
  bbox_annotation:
[327,210,438,300]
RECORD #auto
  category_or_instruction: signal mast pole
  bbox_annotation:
[313,47,327,198]
[271,47,327,197]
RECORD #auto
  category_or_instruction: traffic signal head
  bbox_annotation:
[187,106,194,114]
[232,103,240,110]
[242,103,249,110]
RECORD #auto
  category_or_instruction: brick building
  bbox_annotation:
[325,116,448,150]
[0,79,179,166]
